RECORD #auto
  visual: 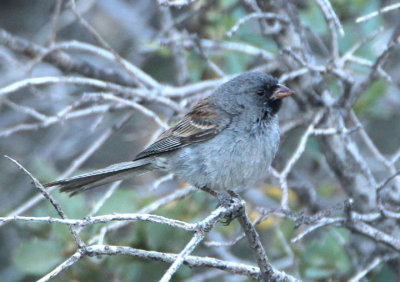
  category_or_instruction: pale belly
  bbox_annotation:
[156,117,280,192]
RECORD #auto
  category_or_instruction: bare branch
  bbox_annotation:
[85,244,260,278]
[0,76,181,111]
[38,251,83,282]
[68,0,158,89]
[291,217,344,243]
[342,27,400,108]
[236,198,299,281]
[0,112,133,228]
[86,93,169,129]
[5,156,85,247]
[274,110,324,209]
[0,213,197,231]
[347,221,400,251]
[356,2,400,23]
[349,253,399,282]
[158,0,198,6]
[160,232,204,282]
[227,12,289,38]
[0,28,135,86]
[89,186,196,245]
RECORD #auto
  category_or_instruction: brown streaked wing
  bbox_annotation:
[134,99,229,160]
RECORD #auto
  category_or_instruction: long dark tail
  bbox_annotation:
[44,159,152,196]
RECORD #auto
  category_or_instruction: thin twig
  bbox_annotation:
[160,232,205,282]
[0,76,181,111]
[227,12,289,37]
[0,113,133,228]
[158,0,198,6]
[89,186,196,244]
[277,110,324,209]
[38,251,83,282]
[291,217,344,243]
[86,93,169,129]
[0,28,135,86]
[47,0,63,45]
[356,2,400,23]
[0,213,197,231]
[69,0,157,89]
[5,156,85,247]
[236,200,299,281]
[86,244,260,278]
[348,253,399,282]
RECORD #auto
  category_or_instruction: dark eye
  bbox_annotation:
[257,89,265,96]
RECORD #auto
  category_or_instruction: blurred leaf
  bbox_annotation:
[220,0,237,9]
[263,184,296,202]
[97,189,137,215]
[332,0,372,17]
[51,222,75,244]
[145,222,190,252]
[304,267,336,279]
[226,52,247,74]
[370,264,397,282]
[206,4,240,39]
[302,230,350,279]
[249,210,274,229]
[143,54,176,83]
[327,77,341,98]
[40,193,86,244]
[106,256,144,281]
[52,192,87,218]
[358,0,382,38]
[187,51,207,81]
[299,2,327,35]
[13,239,64,275]
[317,183,336,197]
[280,218,295,239]
[32,157,60,184]
[354,80,386,116]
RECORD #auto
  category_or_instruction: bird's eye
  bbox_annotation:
[257,89,265,96]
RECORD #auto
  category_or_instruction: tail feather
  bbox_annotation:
[44,159,151,196]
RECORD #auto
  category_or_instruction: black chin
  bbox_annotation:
[269,99,282,115]
[261,100,282,120]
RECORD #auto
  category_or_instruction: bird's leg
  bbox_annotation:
[218,190,244,225]
[227,189,241,199]
[199,187,233,208]
[199,186,218,197]
[199,186,243,225]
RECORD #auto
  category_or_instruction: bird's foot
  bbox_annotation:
[199,186,244,225]
[217,190,244,226]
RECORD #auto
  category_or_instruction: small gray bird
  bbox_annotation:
[45,72,294,198]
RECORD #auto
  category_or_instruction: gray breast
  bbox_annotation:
[157,116,280,192]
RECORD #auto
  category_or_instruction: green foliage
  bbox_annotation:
[225,51,248,74]
[52,192,88,219]
[354,80,386,117]
[299,2,327,35]
[317,183,337,197]
[370,264,397,282]
[301,229,351,279]
[97,188,138,215]
[13,239,64,276]
[31,157,60,184]
[187,51,207,81]
[106,256,149,281]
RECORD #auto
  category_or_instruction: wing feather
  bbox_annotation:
[134,98,230,160]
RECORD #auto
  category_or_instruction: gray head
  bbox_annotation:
[210,71,294,116]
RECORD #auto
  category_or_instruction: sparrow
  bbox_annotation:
[45,71,294,198]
